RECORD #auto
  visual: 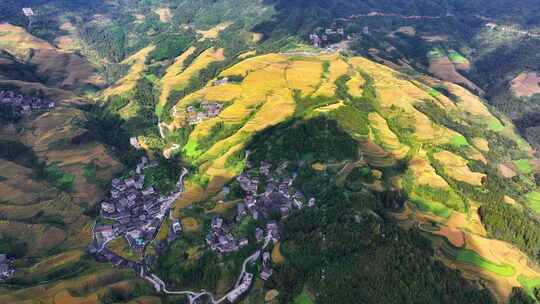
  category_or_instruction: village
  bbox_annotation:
[199,160,315,302]
[142,159,316,304]
[0,254,15,282]
[0,90,56,116]
[186,101,224,125]
[90,157,188,256]
[87,113,315,303]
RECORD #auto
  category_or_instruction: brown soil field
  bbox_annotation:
[0,160,55,205]
[361,141,396,167]
[197,23,232,41]
[272,242,286,265]
[499,163,518,178]
[434,226,465,247]
[0,221,66,256]
[30,49,105,89]
[265,289,279,302]
[511,72,540,97]
[0,266,134,304]
[155,8,172,22]
[428,57,483,94]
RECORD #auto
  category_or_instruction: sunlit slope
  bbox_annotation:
[162,52,540,300]
[164,52,528,202]
[157,48,225,117]
[102,45,156,99]
[0,23,105,89]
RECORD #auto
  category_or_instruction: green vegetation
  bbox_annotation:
[448,50,468,64]
[525,191,540,213]
[479,200,540,264]
[81,104,143,167]
[455,250,515,277]
[247,117,495,303]
[0,236,27,259]
[514,159,533,174]
[429,88,442,98]
[518,275,540,299]
[44,164,75,192]
[0,139,43,172]
[403,173,464,217]
[183,139,202,160]
[143,156,183,194]
[410,194,453,218]
[450,135,469,147]
[294,291,313,304]
[509,287,537,304]
[147,32,196,63]
[488,118,505,132]
[248,116,358,165]
[277,184,494,304]
[327,105,369,139]
[427,48,446,60]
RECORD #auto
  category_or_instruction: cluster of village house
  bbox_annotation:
[309,17,374,48]
[22,7,34,17]
[207,161,315,289]
[0,254,14,282]
[0,90,55,115]
[186,102,224,125]
[92,157,184,255]
[87,149,314,302]
[309,26,346,47]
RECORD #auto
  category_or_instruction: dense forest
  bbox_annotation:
[244,117,500,304]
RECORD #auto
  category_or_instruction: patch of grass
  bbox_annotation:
[448,50,468,64]
[525,191,540,213]
[517,275,540,298]
[428,88,442,98]
[514,159,533,174]
[183,139,203,159]
[327,105,369,139]
[45,164,75,192]
[294,291,313,304]
[410,194,452,218]
[145,74,158,82]
[487,118,504,132]
[455,249,515,277]
[410,183,465,216]
[450,134,468,147]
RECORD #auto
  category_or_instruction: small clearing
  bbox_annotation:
[155,8,172,22]
[197,22,232,41]
[511,72,540,97]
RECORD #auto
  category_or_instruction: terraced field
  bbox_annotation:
[155,50,540,301]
